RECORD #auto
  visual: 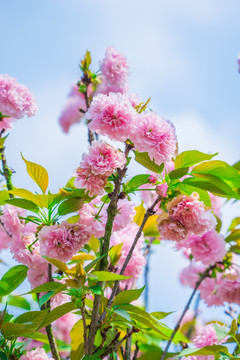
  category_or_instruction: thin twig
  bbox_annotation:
[160,266,216,360]
[104,195,162,313]
[44,264,61,360]
[99,328,139,359]
[144,237,155,311]
[132,341,139,360]
[0,131,13,196]
[80,298,88,354]
[125,329,132,360]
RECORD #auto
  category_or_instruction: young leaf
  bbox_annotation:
[6,295,31,310]
[21,154,49,193]
[113,287,145,306]
[40,302,77,328]
[0,265,28,296]
[8,188,44,208]
[25,281,63,294]
[89,271,130,281]
[134,151,164,173]
[4,198,40,213]
[169,167,189,180]
[125,174,150,192]
[58,198,84,216]
[175,150,218,169]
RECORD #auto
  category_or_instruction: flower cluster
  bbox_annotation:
[38,221,91,262]
[59,83,87,133]
[74,140,126,196]
[0,74,37,131]
[157,192,216,242]
[99,46,129,93]
[19,348,53,360]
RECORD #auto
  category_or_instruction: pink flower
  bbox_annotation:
[148,175,157,184]
[59,84,86,133]
[0,116,14,131]
[19,348,53,360]
[199,276,224,307]
[180,262,206,288]
[131,112,177,165]
[209,193,222,219]
[75,141,126,196]
[218,277,240,305]
[27,261,49,288]
[87,93,136,141]
[193,323,226,347]
[156,183,168,198]
[53,313,77,345]
[168,193,217,236]
[0,74,37,119]
[39,221,91,262]
[1,204,25,237]
[157,213,188,242]
[0,224,10,251]
[185,230,226,266]
[99,47,129,91]
[110,223,146,289]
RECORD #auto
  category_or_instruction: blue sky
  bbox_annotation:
[1,0,240,324]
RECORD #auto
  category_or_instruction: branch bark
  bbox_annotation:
[87,143,132,354]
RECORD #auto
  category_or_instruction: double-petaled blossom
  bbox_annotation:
[0,74,37,119]
[19,348,53,360]
[74,141,126,196]
[110,223,146,289]
[157,193,216,242]
[131,112,177,165]
[38,221,91,262]
[183,230,226,266]
[86,93,136,141]
[59,84,87,133]
[99,46,129,93]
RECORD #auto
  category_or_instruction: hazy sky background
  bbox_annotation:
[1,0,240,325]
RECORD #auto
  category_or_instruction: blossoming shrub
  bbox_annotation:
[0,47,239,360]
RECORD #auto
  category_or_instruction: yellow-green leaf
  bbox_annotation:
[21,154,49,194]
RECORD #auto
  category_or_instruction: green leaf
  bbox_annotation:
[8,188,44,208]
[84,251,110,273]
[89,285,102,295]
[38,292,55,308]
[175,150,218,169]
[40,302,77,328]
[179,345,232,358]
[6,295,31,310]
[113,287,145,306]
[182,174,237,198]
[1,322,38,338]
[233,160,240,172]
[228,319,238,337]
[25,281,63,294]
[70,343,85,360]
[58,198,84,216]
[0,191,9,205]
[225,229,240,243]
[150,311,173,320]
[4,198,40,213]
[228,217,240,231]
[89,271,130,281]
[21,154,49,193]
[134,151,164,173]
[213,324,229,341]
[0,265,28,296]
[191,160,240,188]
[138,350,163,360]
[169,167,189,180]
[125,174,150,192]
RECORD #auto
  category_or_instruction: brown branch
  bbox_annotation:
[104,195,162,313]
[44,264,61,360]
[99,327,139,359]
[0,132,13,196]
[80,298,88,354]
[87,143,132,354]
